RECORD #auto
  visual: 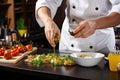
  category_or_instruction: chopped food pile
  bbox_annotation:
[25,53,76,66]
[79,54,92,58]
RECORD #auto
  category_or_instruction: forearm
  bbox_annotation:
[95,12,120,29]
[37,6,53,26]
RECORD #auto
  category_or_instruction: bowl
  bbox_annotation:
[70,52,105,67]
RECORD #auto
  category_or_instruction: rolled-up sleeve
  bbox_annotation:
[35,0,63,27]
[109,0,120,14]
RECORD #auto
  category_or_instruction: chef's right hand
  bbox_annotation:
[44,19,60,47]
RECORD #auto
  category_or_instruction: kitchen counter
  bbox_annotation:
[0,48,118,80]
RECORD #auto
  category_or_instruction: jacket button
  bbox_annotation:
[95,7,99,10]
[72,5,76,9]
[72,19,76,22]
[89,46,93,49]
[71,44,74,47]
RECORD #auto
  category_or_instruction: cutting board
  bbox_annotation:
[0,47,37,64]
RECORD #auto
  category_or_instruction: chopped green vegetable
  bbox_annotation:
[25,53,76,67]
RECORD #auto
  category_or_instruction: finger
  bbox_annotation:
[50,30,56,47]
[56,30,61,40]
[45,30,51,45]
[81,30,93,38]
[73,25,84,34]
[73,23,85,34]
[81,26,95,38]
[80,29,94,38]
[45,28,55,47]
[74,26,87,38]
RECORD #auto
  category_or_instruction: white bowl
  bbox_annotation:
[70,52,105,67]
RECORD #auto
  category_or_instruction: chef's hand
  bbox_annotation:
[73,20,96,38]
[44,19,60,47]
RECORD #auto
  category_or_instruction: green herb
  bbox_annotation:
[27,53,76,67]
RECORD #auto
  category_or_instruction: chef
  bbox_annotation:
[35,0,120,56]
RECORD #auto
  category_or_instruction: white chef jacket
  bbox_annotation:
[35,0,120,55]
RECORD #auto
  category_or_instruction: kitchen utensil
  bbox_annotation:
[3,28,20,47]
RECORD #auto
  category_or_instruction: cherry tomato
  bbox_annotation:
[26,44,33,51]
[4,50,13,60]
[15,44,19,48]
[17,45,26,53]
[17,46,22,52]
[0,47,6,56]
[14,43,26,52]
[11,48,19,56]
[0,50,4,56]
[1,47,6,51]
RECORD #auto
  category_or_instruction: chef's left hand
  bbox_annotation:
[73,20,96,38]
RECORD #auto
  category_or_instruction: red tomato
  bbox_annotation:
[4,50,13,60]
[15,43,26,53]
[0,47,6,56]
[15,44,19,48]
[11,48,19,56]
[1,47,6,51]
[0,49,4,56]
[17,45,24,52]
[15,48,20,54]
[26,44,33,51]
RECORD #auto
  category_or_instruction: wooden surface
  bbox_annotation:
[0,47,37,64]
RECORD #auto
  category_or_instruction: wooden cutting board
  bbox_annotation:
[0,47,37,64]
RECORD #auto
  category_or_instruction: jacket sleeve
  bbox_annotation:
[35,0,63,27]
[109,0,120,14]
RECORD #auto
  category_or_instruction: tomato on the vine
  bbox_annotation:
[0,47,6,56]
[25,44,33,51]
[10,48,19,56]
[4,50,13,60]
[17,45,26,53]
